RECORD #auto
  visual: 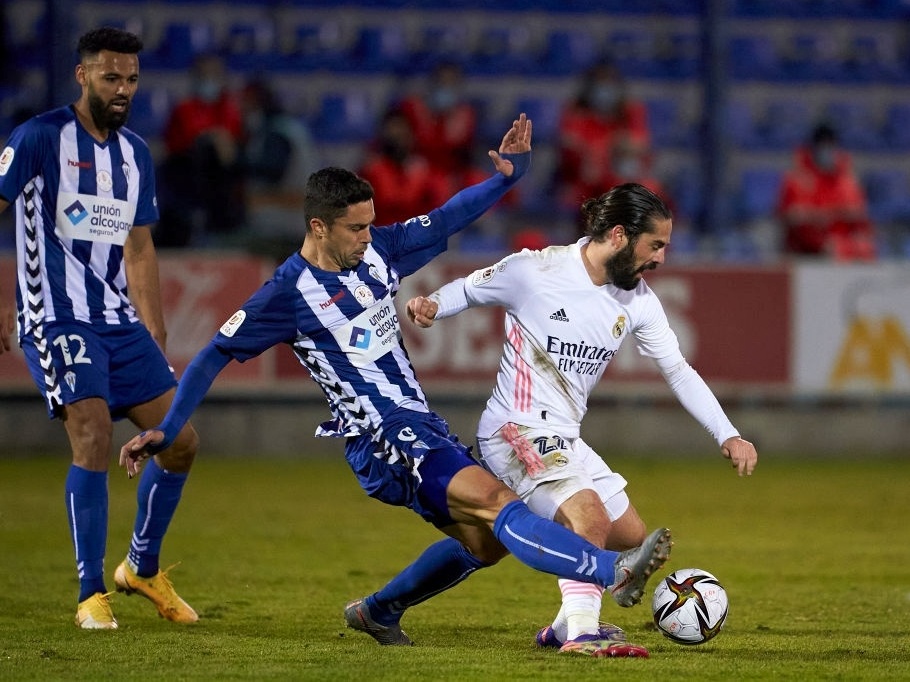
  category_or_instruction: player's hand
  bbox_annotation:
[0,300,14,355]
[406,296,439,328]
[488,112,532,177]
[721,436,758,477]
[119,429,165,479]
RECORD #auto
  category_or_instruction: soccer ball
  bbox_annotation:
[651,568,729,645]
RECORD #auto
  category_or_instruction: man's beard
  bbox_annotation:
[606,240,655,290]
[88,91,129,131]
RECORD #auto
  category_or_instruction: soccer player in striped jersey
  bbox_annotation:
[0,27,198,629]
[119,116,668,655]
[404,182,758,656]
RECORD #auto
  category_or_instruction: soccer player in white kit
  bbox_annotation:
[406,182,758,656]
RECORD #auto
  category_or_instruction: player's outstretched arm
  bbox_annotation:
[487,113,532,178]
[721,436,758,476]
[406,296,440,328]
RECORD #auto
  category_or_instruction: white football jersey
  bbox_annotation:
[435,239,686,440]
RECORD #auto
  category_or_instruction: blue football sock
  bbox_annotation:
[65,466,109,601]
[127,459,188,577]
[493,500,619,587]
[367,538,486,626]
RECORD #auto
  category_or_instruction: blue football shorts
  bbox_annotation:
[345,409,480,528]
[21,320,177,419]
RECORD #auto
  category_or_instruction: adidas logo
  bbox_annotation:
[549,308,569,322]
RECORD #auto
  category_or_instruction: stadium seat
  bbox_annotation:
[761,97,813,150]
[224,20,280,71]
[467,26,537,75]
[882,102,910,150]
[779,32,843,81]
[605,29,659,78]
[513,95,562,143]
[728,34,779,80]
[823,100,882,151]
[143,21,216,70]
[350,24,412,74]
[657,31,702,79]
[737,167,783,222]
[645,96,694,149]
[411,24,474,70]
[127,88,172,140]
[862,168,910,226]
[539,28,600,76]
[282,20,351,71]
[724,99,762,149]
[310,92,377,143]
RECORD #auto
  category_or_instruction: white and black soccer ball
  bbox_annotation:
[652,568,729,645]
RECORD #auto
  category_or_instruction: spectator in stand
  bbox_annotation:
[398,61,487,195]
[358,107,449,226]
[555,59,651,215]
[238,78,320,253]
[777,122,875,260]
[600,135,670,210]
[156,52,245,247]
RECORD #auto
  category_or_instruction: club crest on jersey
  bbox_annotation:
[64,371,77,393]
[472,266,496,286]
[354,285,375,307]
[220,310,246,337]
[0,146,13,175]
[96,170,113,193]
[612,315,627,339]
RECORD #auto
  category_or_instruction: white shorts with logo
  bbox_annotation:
[476,423,629,522]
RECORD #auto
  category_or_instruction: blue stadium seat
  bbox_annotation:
[762,97,812,150]
[658,31,702,79]
[862,168,910,226]
[310,92,377,143]
[127,88,172,140]
[728,34,779,80]
[539,29,600,76]
[281,21,351,71]
[514,95,562,143]
[605,29,659,78]
[737,167,783,222]
[645,97,694,149]
[467,26,537,75]
[823,100,882,151]
[411,24,474,71]
[779,32,843,81]
[882,102,910,150]
[724,99,762,149]
[224,20,280,71]
[143,21,216,70]
[350,24,412,74]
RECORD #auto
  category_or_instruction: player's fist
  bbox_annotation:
[406,296,439,328]
[721,436,758,477]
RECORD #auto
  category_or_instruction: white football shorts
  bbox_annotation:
[476,423,629,522]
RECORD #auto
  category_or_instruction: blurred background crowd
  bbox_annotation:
[2,0,909,262]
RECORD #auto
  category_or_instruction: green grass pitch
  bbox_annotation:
[1,452,908,680]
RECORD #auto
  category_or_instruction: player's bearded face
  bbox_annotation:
[87,85,130,131]
[606,239,651,290]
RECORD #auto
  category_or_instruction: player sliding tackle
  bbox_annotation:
[401,182,758,657]
[119,114,669,657]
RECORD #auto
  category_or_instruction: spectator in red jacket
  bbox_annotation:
[157,53,245,246]
[777,123,875,260]
[358,107,449,227]
[555,59,652,213]
[398,62,487,196]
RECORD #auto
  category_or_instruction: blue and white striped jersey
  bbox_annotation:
[213,213,459,440]
[0,105,159,340]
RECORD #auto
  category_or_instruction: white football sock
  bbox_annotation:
[558,579,604,641]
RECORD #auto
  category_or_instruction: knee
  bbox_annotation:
[156,424,198,473]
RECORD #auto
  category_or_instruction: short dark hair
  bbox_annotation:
[77,27,144,60]
[580,182,672,242]
[304,167,375,229]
